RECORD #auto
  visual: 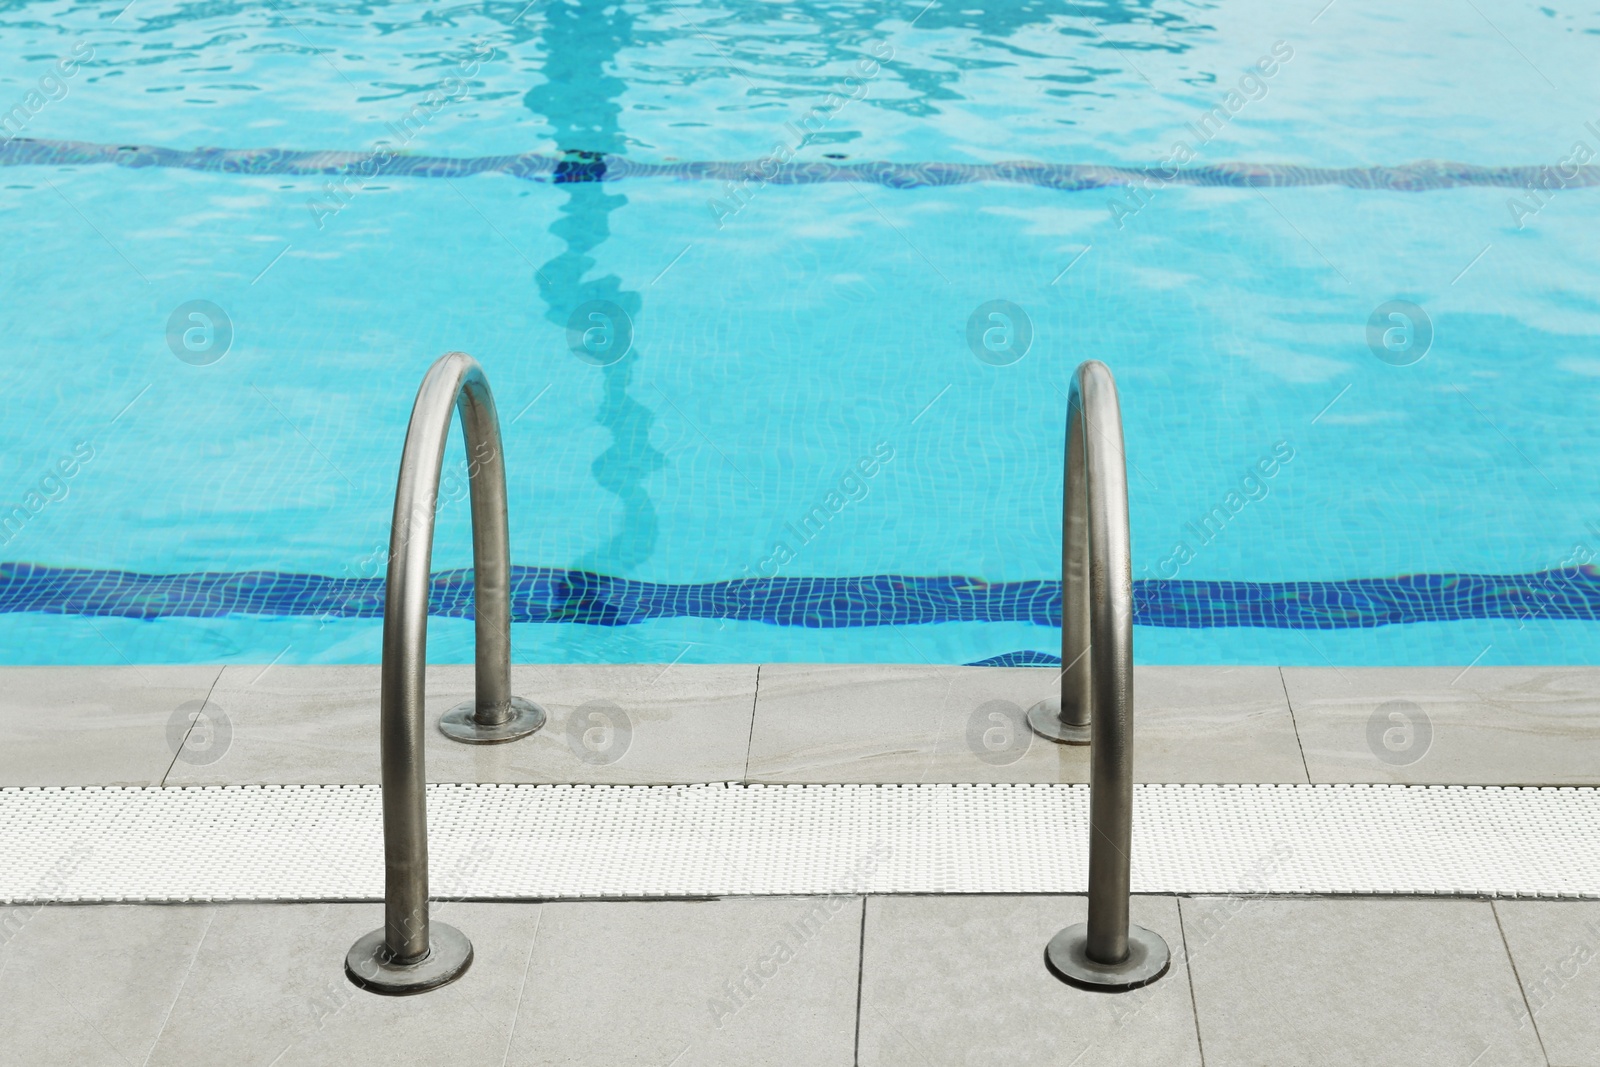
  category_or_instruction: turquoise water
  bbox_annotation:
[2,0,1599,666]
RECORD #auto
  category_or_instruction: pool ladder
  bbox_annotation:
[342,354,1167,996]
[1028,360,1169,992]
[345,352,547,996]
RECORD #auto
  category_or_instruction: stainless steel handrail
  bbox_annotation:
[1026,362,1095,746]
[1030,360,1169,992]
[346,351,547,996]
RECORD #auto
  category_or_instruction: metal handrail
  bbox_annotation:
[1029,360,1169,992]
[346,352,547,996]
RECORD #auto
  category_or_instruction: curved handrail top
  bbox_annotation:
[1067,360,1131,613]
[382,350,507,656]
[1068,360,1127,463]
[387,351,492,552]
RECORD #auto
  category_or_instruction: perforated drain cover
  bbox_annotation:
[2,783,1595,903]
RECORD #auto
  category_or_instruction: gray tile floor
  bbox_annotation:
[6,663,1599,787]
[1494,900,1600,1067]
[1283,667,1600,785]
[161,663,758,786]
[4,663,1598,1064]
[745,664,1306,784]
[1182,897,1546,1067]
[0,665,221,786]
[859,895,1201,1066]
[2,896,1594,1066]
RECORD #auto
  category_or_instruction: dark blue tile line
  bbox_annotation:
[4,562,1600,632]
[0,563,1055,627]
[965,651,1061,667]
[2,137,1596,194]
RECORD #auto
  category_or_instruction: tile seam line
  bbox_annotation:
[499,908,543,1067]
[1277,665,1314,785]
[1491,899,1553,1066]
[10,891,1600,905]
[742,663,762,785]
[158,664,224,787]
[852,895,867,1067]
[1176,897,1208,1067]
[139,906,215,1067]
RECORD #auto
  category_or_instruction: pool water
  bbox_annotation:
[2,0,1599,667]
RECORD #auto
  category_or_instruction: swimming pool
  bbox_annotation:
[3,0,1598,667]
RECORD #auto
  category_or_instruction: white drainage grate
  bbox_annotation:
[2,783,1596,903]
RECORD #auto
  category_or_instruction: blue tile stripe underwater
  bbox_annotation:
[4,563,1599,666]
[4,136,1599,193]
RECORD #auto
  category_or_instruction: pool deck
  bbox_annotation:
[6,663,1600,789]
[2,664,1599,1066]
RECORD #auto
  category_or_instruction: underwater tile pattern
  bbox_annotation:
[5,564,1600,656]
[4,136,1593,195]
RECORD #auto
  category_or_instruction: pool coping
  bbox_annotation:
[2,663,1598,788]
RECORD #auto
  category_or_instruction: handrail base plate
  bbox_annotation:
[345,921,473,996]
[1026,700,1091,745]
[1044,921,1169,992]
[439,696,547,745]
